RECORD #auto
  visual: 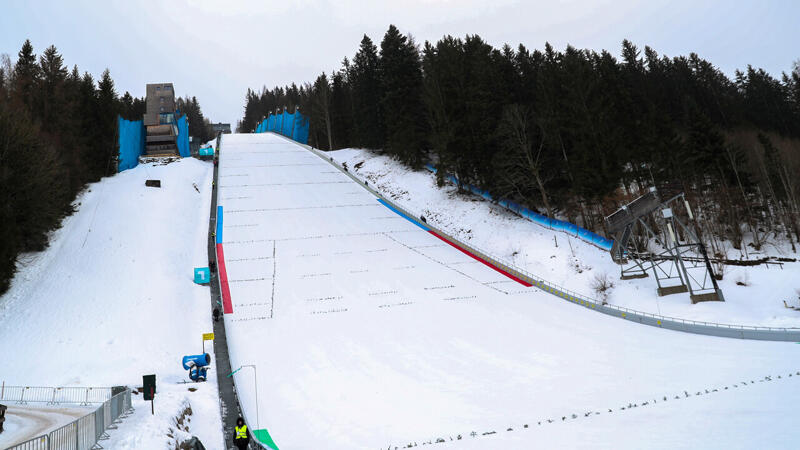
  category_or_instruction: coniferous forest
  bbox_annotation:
[240,25,800,259]
[0,40,212,294]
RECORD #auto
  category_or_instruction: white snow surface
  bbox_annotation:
[0,404,92,448]
[218,133,799,450]
[329,148,800,329]
[0,158,223,449]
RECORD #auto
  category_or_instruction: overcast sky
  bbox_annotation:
[2,0,798,125]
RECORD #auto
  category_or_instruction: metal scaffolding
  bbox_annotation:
[605,188,724,303]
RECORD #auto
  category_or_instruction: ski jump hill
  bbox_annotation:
[216,133,799,450]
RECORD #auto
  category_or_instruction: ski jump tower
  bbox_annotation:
[605,188,724,303]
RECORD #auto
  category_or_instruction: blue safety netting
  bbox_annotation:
[253,110,310,145]
[117,116,145,172]
[424,164,614,251]
[177,115,190,157]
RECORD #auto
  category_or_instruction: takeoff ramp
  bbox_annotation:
[217,133,797,450]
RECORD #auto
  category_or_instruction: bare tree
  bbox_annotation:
[497,104,553,218]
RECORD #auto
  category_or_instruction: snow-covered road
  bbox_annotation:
[218,133,799,450]
[0,405,92,448]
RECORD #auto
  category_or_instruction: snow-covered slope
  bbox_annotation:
[0,158,223,448]
[218,134,799,450]
[329,148,800,328]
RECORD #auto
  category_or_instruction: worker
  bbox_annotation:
[233,417,251,449]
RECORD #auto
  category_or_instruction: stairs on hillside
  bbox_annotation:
[145,123,178,157]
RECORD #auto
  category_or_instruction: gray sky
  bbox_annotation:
[2,0,798,125]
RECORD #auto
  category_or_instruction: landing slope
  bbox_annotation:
[219,133,798,450]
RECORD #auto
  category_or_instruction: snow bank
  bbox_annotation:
[329,148,800,328]
[0,158,223,448]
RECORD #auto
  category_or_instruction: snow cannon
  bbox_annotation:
[189,366,208,382]
[182,353,210,370]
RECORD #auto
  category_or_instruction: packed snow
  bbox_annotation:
[328,148,800,329]
[0,404,92,448]
[0,158,223,449]
[217,133,799,450]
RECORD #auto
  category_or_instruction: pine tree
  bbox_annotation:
[351,35,384,149]
[14,39,39,112]
[378,25,426,166]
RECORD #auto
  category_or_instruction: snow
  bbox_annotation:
[0,158,223,449]
[0,404,92,448]
[218,133,800,450]
[433,371,800,449]
[328,148,800,329]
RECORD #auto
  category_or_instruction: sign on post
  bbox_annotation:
[194,267,211,284]
[202,332,214,353]
[142,374,156,415]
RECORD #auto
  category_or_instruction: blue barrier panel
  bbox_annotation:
[377,199,430,231]
[117,116,145,172]
[594,236,614,250]
[177,115,190,157]
[293,112,309,144]
[199,147,214,156]
[281,111,290,136]
[563,222,579,236]
[216,206,223,244]
[577,227,594,242]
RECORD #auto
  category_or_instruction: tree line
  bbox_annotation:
[240,26,800,258]
[0,40,211,294]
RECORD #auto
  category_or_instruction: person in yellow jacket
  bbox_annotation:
[233,417,251,449]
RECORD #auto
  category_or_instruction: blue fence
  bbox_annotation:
[117,116,145,171]
[177,115,190,157]
[117,113,192,171]
[254,110,309,144]
[424,164,614,251]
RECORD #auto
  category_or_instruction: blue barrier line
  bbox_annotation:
[216,206,223,244]
[377,199,430,231]
[423,165,614,251]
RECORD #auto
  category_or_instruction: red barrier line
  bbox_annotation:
[216,243,234,314]
[427,230,533,287]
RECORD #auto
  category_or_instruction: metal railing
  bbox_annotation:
[299,138,800,342]
[0,386,112,406]
[6,388,132,450]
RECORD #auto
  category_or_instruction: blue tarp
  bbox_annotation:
[117,116,145,172]
[177,115,190,157]
[254,110,310,145]
[292,113,309,144]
